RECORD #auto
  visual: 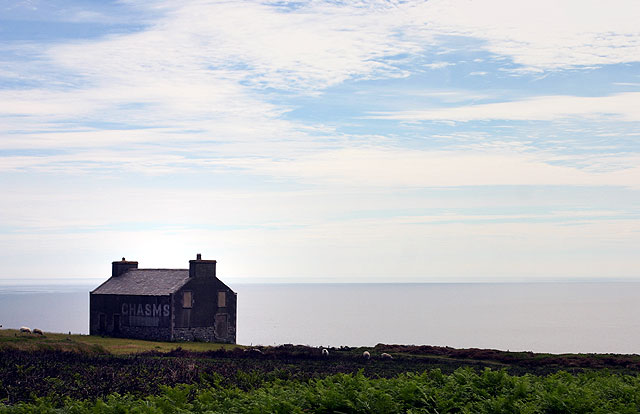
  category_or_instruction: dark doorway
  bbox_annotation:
[113,314,121,334]
[98,314,106,332]
[215,314,228,339]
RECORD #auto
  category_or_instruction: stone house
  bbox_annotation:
[89,254,236,343]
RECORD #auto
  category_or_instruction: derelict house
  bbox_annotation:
[89,254,236,343]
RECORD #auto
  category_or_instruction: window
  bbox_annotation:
[218,291,226,307]
[182,291,192,308]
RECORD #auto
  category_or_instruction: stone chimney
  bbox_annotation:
[189,253,216,278]
[112,257,138,277]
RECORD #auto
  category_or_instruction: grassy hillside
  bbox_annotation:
[3,328,640,407]
[0,329,240,354]
[3,328,640,374]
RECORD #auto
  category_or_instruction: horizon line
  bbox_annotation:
[1,276,640,286]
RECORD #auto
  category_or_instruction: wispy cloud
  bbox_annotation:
[368,93,640,122]
[419,0,640,71]
[245,148,640,189]
[44,1,423,94]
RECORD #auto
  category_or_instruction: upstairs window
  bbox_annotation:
[183,291,192,308]
[218,291,226,307]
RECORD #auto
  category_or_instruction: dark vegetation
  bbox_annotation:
[3,329,640,412]
[4,367,640,413]
[3,340,640,408]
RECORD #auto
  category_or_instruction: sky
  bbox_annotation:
[1,0,639,282]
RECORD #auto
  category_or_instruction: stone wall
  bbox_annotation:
[173,327,235,343]
[173,327,216,342]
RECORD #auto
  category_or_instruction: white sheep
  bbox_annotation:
[20,326,31,334]
[33,328,44,335]
[362,351,371,360]
[321,348,329,357]
[381,352,393,360]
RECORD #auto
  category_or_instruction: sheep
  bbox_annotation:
[248,348,263,355]
[33,328,44,335]
[321,348,329,357]
[362,351,371,360]
[20,326,31,334]
[381,352,393,360]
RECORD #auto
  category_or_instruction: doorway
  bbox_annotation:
[98,313,106,332]
[113,314,121,334]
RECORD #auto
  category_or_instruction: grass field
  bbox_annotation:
[0,329,241,354]
[3,327,640,375]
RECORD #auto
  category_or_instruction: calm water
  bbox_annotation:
[1,282,639,354]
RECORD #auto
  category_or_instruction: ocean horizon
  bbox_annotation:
[1,280,639,355]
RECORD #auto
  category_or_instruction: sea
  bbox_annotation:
[1,281,640,355]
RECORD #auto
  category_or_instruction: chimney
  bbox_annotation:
[112,257,138,277]
[189,253,216,278]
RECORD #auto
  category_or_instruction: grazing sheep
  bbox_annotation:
[33,328,44,335]
[321,348,329,357]
[362,351,371,360]
[249,348,263,355]
[381,352,393,360]
[20,326,31,334]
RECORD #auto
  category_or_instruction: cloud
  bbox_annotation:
[44,1,424,95]
[418,0,640,71]
[424,62,454,69]
[0,0,638,187]
[247,147,640,189]
[368,92,640,122]
[0,1,431,170]
[4,0,639,141]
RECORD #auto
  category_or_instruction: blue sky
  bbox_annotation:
[1,0,639,281]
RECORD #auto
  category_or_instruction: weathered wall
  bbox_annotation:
[89,293,171,341]
[173,277,237,343]
[173,327,214,342]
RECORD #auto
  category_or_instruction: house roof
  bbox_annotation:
[91,269,190,296]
